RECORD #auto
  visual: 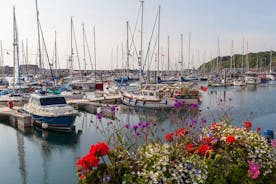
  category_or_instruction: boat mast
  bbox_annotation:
[35,0,42,73]
[93,26,97,82]
[0,41,3,78]
[246,41,249,71]
[180,33,183,77]
[157,5,160,77]
[13,6,20,86]
[188,32,191,74]
[54,31,57,77]
[203,50,206,76]
[270,49,272,73]
[139,0,144,87]
[82,24,86,72]
[217,37,220,75]
[26,39,29,79]
[230,40,233,79]
[70,17,73,76]
[241,37,244,74]
[126,21,129,78]
[167,35,170,73]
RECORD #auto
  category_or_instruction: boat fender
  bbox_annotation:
[41,123,48,129]
[135,99,138,105]
[143,101,146,106]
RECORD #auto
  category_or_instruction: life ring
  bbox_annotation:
[41,123,48,129]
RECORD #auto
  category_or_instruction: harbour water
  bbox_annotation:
[1,81,276,184]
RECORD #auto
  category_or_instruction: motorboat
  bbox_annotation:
[23,91,79,132]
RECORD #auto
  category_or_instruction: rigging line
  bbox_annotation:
[71,20,84,85]
[129,3,141,52]
[128,25,139,62]
[143,8,159,70]
[146,37,158,71]
[38,21,55,82]
[83,27,93,70]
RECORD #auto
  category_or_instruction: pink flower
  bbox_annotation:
[248,161,260,179]
[271,139,276,148]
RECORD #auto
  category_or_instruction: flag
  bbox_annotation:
[199,85,208,92]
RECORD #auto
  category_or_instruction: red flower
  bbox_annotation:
[97,142,110,156]
[86,154,100,167]
[77,154,99,169]
[165,132,174,142]
[176,128,188,137]
[195,144,213,156]
[244,121,252,129]
[90,142,110,156]
[256,127,261,133]
[185,143,195,153]
[226,135,237,144]
[202,137,212,145]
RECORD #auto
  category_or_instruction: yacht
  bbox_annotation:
[244,71,261,85]
[121,83,200,109]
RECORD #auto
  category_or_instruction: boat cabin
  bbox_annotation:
[29,93,67,106]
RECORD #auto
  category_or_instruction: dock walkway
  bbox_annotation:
[0,106,32,132]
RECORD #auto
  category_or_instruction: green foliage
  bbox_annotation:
[199,50,276,72]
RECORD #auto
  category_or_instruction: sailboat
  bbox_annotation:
[120,2,200,109]
[69,18,95,92]
[0,6,25,106]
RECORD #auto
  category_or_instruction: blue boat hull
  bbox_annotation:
[32,114,77,131]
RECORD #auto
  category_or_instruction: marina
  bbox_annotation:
[0,81,276,183]
[0,0,275,183]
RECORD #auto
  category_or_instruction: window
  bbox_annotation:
[40,97,66,106]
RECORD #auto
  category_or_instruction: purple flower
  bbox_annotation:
[96,112,103,120]
[191,119,197,125]
[133,124,138,131]
[196,169,201,176]
[186,164,192,170]
[138,122,143,127]
[174,101,182,109]
[103,176,111,182]
[125,123,130,129]
[136,132,140,136]
[142,121,150,129]
[201,118,207,123]
[190,103,198,109]
[110,106,116,112]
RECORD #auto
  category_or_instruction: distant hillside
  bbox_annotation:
[198,51,276,72]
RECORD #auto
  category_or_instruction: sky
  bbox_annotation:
[0,0,276,70]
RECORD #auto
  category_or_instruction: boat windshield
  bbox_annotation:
[40,97,66,106]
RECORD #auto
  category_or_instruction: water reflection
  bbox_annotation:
[16,131,26,184]
[33,127,81,146]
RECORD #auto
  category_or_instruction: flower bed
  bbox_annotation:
[76,118,276,184]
